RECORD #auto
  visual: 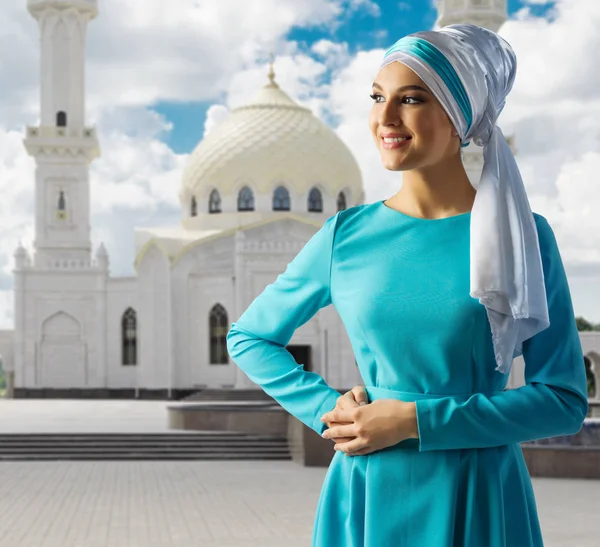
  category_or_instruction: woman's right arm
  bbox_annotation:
[226,212,343,436]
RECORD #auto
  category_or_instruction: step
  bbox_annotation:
[0,453,292,461]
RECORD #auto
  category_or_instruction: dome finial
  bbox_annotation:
[267,52,278,88]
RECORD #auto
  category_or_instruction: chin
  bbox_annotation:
[381,156,410,172]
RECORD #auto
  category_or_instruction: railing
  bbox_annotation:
[26,126,97,140]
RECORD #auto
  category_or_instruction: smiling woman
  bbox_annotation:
[226,22,588,547]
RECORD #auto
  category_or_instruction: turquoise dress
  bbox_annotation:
[226,200,588,547]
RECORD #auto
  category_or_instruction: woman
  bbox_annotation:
[226,24,588,547]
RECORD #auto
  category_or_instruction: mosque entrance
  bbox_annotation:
[286,345,312,373]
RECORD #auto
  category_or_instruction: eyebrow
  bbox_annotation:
[372,82,430,94]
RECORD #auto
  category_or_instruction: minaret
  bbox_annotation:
[435,0,512,186]
[435,0,507,33]
[23,0,100,267]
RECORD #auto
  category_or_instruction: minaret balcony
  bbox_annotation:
[24,125,100,161]
[28,0,98,18]
[26,125,97,140]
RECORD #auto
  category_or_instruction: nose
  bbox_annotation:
[379,98,401,128]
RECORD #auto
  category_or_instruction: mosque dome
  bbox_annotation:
[179,65,363,221]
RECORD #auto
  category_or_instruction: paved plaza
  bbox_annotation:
[0,400,597,547]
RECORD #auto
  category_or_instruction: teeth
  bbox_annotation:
[383,137,410,143]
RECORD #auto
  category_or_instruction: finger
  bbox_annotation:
[340,390,360,408]
[332,437,355,444]
[323,424,355,439]
[351,385,369,406]
[321,408,356,424]
[334,438,366,454]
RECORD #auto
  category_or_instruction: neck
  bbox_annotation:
[392,153,476,217]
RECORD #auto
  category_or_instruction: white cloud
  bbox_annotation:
[348,0,381,17]
[311,40,351,70]
[203,105,231,138]
[496,0,600,319]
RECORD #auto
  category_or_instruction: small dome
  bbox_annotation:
[180,67,363,212]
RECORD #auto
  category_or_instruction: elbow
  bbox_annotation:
[225,324,240,359]
[543,383,589,436]
[557,388,588,436]
[567,395,589,435]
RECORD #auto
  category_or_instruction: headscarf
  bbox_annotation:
[379,24,549,375]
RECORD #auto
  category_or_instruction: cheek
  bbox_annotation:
[416,114,451,148]
[368,107,378,137]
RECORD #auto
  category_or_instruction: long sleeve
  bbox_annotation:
[415,215,589,451]
[226,213,342,435]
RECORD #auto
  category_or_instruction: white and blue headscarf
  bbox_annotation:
[380,24,550,375]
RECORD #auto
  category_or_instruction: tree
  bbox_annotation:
[576,317,600,332]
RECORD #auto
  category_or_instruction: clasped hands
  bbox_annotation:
[319,386,419,457]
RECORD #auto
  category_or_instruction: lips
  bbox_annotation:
[380,134,412,150]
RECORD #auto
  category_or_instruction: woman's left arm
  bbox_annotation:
[414,215,589,452]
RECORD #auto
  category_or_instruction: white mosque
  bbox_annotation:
[0,0,597,402]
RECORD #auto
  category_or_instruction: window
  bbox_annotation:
[337,191,347,211]
[190,196,198,217]
[209,304,229,365]
[585,356,597,398]
[56,111,67,127]
[209,189,221,213]
[56,190,67,220]
[273,185,290,211]
[308,187,323,212]
[237,186,254,211]
[122,308,137,366]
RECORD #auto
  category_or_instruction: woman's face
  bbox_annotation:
[369,61,460,172]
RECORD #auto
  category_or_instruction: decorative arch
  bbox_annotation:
[237,186,254,211]
[121,308,137,366]
[209,304,229,365]
[337,190,347,211]
[41,311,80,339]
[273,185,291,211]
[308,186,323,213]
[208,189,221,213]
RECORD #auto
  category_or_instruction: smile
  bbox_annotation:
[381,136,411,150]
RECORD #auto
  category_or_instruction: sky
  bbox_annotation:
[0,0,599,328]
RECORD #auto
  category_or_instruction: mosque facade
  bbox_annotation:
[0,0,597,402]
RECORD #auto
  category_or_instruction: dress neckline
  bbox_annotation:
[378,200,472,222]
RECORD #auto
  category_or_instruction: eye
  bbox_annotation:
[369,93,384,103]
[403,96,422,104]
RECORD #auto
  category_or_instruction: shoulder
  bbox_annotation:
[532,212,558,250]
[329,202,375,238]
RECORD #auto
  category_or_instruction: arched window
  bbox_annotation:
[337,191,347,211]
[190,196,198,217]
[56,111,67,127]
[273,185,290,211]
[209,304,229,365]
[237,186,254,211]
[122,308,137,366]
[308,187,323,212]
[585,356,596,398]
[209,189,221,214]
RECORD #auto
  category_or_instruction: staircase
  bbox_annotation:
[0,432,291,461]
[181,389,275,402]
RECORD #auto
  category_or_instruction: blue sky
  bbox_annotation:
[152,0,556,154]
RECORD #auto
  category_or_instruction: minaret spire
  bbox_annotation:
[435,0,507,32]
[267,52,279,88]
